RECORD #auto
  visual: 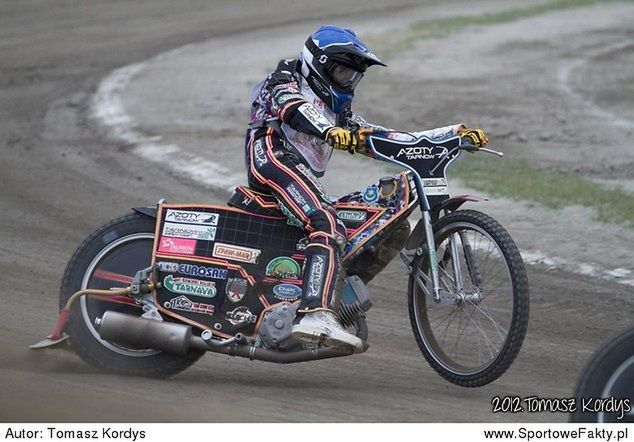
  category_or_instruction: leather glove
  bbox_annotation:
[357,128,374,151]
[325,127,359,153]
[458,126,489,147]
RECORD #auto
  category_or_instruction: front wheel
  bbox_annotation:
[408,209,529,387]
[60,212,204,378]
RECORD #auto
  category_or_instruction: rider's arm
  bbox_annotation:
[265,60,333,139]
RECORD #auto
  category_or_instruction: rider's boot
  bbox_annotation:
[291,310,366,353]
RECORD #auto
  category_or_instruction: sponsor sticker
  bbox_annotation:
[225,306,258,325]
[297,103,332,132]
[253,139,268,168]
[279,203,304,228]
[162,222,217,241]
[396,145,448,161]
[286,183,307,206]
[212,242,261,264]
[156,261,228,280]
[164,295,215,316]
[296,163,324,191]
[362,185,379,204]
[163,274,216,299]
[165,209,219,226]
[336,209,367,223]
[422,178,447,187]
[225,306,257,326]
[295,237,309,251]
[423,186,449,196]
[266,257,302,279]
[306,255,325,298]
[277,93,304,105]
[226,278,248,303]
[273,283,302,301]
[157,237,196,255]
[155,261,179,272]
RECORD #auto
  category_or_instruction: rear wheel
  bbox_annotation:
[408,210,529,387]
[570,328,634,423]
[60,212,204,378]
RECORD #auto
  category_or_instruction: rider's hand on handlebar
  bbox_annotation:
[325,127,367,154]
[356,128,374,153]
[458,126,489,148]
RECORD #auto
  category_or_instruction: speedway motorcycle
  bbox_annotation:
[33,131,529,387]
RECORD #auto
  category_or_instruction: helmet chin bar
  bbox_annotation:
[327,87,353,114]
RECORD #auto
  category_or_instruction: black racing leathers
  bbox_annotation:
[246,127,347,312]
[246,59,350,313]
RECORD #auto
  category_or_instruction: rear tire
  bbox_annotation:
[570,328,634,423]
[60,212,204,378]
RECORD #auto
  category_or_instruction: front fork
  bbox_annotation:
[422,211,467,303]
[421,211,442,302]
[403,210,477,307]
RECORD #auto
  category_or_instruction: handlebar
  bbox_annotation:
[362,129,504,157]
[459,142,504,157]
[477,147,504,157]
[329,128,505,157]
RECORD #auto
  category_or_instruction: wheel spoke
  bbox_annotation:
[467,300,508,341]
[465,306,496,359]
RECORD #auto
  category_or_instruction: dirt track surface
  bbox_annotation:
[0,0,632,422]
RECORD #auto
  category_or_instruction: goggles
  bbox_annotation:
[328,63,364,90]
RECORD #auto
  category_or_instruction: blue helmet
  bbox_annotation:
[300,25,386,113]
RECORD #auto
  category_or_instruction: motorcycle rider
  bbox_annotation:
[246,25,488,353]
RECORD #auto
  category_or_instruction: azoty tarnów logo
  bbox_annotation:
[165,209,219,226]
[396,145,449,161]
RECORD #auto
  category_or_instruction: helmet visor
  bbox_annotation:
[328,63,363,90]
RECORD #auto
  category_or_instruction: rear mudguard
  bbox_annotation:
[404,195,487,250]
[132,206,157,219]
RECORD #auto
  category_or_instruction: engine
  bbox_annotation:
[257,275,372,349]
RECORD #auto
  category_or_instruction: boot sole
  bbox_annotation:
[291,327,366,354]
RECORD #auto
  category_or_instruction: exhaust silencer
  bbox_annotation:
[97,311,193,355]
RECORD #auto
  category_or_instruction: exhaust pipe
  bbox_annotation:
[97,311,359,361]
[97,311,192,355]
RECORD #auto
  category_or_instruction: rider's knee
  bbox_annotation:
[307,206,348,252]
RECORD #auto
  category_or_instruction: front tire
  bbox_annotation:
[408,209,529,387]
[60,212,204,378]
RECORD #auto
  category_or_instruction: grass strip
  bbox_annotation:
[450,155,634,227]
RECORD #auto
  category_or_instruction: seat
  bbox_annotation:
[227,186,284,217]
